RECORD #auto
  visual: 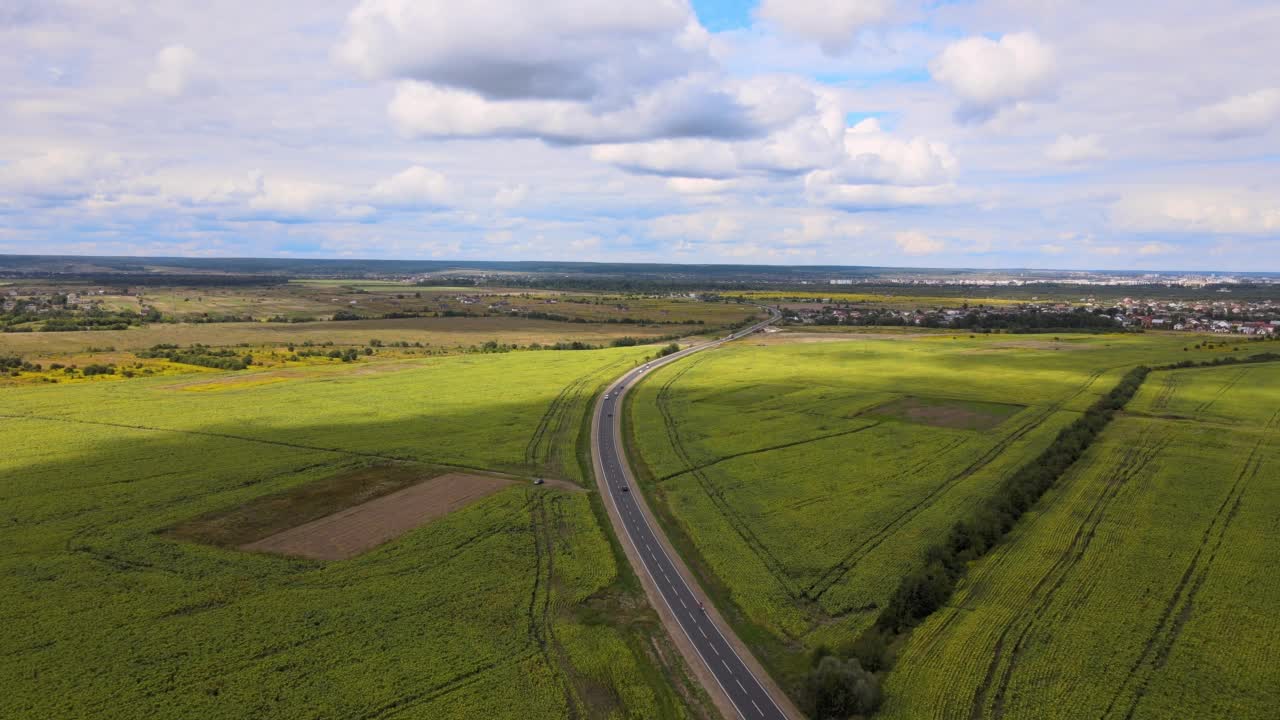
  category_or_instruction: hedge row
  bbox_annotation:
[871,365,1150,639]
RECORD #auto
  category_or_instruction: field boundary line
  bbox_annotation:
[657,422,883,482]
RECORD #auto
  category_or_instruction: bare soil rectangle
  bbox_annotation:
[241,472,513,560]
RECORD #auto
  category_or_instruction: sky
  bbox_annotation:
[1,0,1278,270]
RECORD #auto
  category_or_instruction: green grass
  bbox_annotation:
[0,315,705,359]
[0,347,701,719]
[880,361,1280,719]
[624,331,1263,693]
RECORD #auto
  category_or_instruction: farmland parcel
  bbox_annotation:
[0,348,709,719]
[880,361,1280,720]
[625,330,1269,699]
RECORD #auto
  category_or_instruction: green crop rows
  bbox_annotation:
[881,361,1280,719]
[625,331,1260,689]
[1,348,697,719]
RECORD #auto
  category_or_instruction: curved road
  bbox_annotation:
[591,309,792,720]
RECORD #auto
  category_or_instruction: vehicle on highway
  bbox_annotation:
[619,485,629,492]
[532,478,544,485]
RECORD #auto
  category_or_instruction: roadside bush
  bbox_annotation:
[657,342,680,357]
[845,628,889,673]
[803,655,881,719]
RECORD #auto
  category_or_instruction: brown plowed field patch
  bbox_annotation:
[242,472,513,560]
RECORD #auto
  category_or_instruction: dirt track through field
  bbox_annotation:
[242,473,514,560]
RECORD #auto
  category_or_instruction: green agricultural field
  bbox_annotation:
[881,361,1280,719]
[4,279,756,328]
[0,315,707,360]
[624,330,1263,689]
[0,348,707,719]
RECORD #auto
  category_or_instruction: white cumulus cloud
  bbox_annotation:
[387,73,803,145]
[1182,88,1280,140]
[930,32,1055,123]
[343,0,801,146]
[369,166,457,207]
[755,0,891,55]
[832,118,956,186]
[1113,188,1280,234]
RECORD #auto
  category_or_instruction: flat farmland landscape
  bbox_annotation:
[0,314,709,359]
[0,347,708,719]
[624,330,1265,691]
[881,361,1280,719]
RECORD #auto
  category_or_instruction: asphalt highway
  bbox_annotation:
[593,310,787,720]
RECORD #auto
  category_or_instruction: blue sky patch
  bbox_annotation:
[690,0,755,32]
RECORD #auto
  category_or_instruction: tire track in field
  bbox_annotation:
[798,363,1111,599]
[657,422,883,482]
[1104,409,1280,720]
[361,650,540,720]
[362,494,566,720]
[1193,367,1250,414]
[526,374,589,470]
[967,429,1170,720]
[525,358,630,478]
[804,392,1076,605]
[653,353,806,600]
[1150,373,1178,411]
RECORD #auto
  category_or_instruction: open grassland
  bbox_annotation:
[6,279,755,326]
[625,331,1259,689]
[0,315,706,359]
[1,348,707,719]
[881,361,1280,719]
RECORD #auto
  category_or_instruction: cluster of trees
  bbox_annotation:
[948,308,1120,332]
[1,354,43,376]
[863,366,1151,658]
[518,309,701,326]
[266,315,318,323]
[803,653,882,718]
[137,344,254,370]
[804,307,1122,333]
[656,343,681,357]
[2,305,157,333]
[183,313,255,324]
